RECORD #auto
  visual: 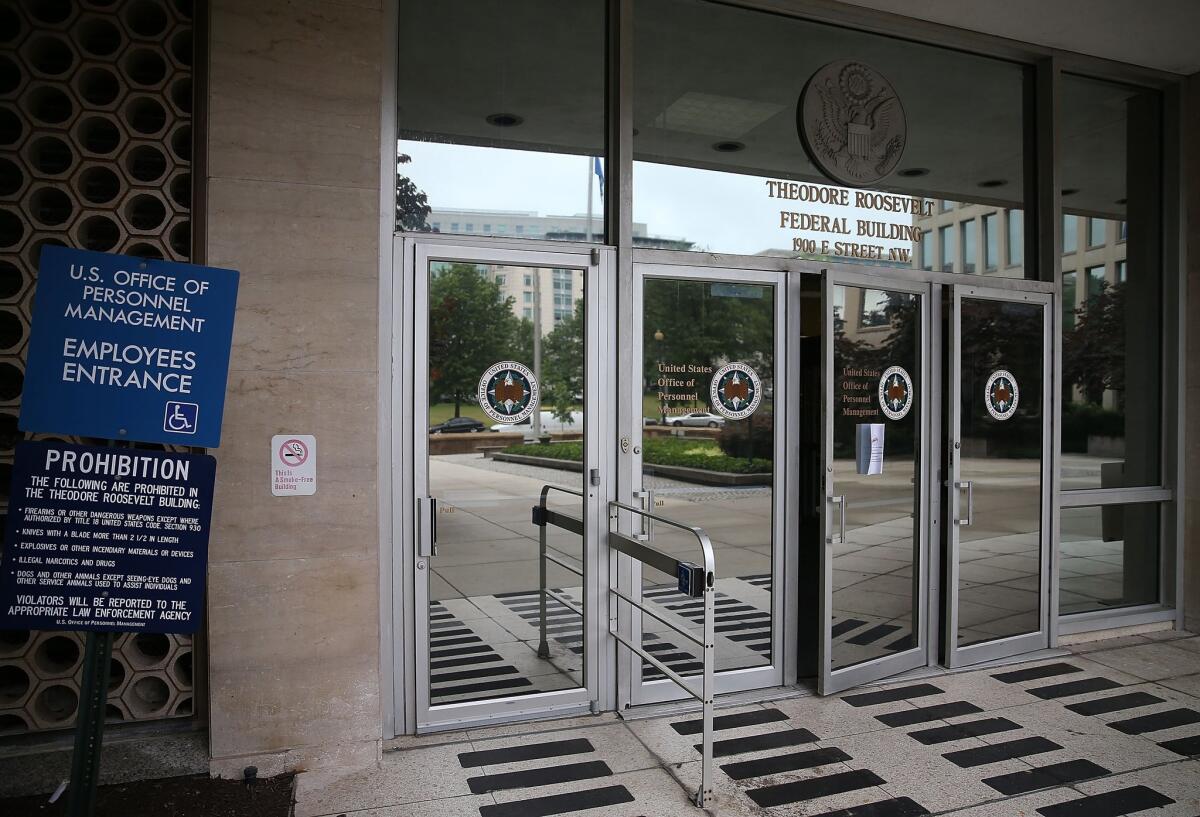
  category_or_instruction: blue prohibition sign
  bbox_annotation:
[19,246,239,448]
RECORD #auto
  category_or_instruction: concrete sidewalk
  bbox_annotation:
[295,629,1200,816]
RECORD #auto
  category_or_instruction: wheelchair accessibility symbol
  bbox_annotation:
[164,401,199,435]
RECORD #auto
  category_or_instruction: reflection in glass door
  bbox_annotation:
[819,277,929,694]
[412,244,600,730]
[947,289,1050,666]
[626,266,787,704]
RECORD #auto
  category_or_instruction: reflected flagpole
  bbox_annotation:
[586,155,594,242]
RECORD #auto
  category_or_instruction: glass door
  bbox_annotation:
[819,274,931,694]
[623,264,789,705]
[410,242,604,730]
[946,287,1051,667]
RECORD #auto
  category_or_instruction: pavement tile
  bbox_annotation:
[1083,641,1200,682]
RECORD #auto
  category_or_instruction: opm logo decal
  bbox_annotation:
[477,361,539,425]
[877,365,913,420]
[709,362,763,421]
[984,369,1019,421]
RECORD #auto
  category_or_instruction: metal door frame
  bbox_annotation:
[818,270,934,694]
[398,235,613,732]
[619,261,795,706]
[945,285,1053,668]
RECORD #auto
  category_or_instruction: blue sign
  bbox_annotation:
[19,246,239,447]
[0,441,215,634]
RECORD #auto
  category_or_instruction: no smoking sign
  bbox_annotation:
[272,434,316,496]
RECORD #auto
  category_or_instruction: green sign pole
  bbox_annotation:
[66,630,114,817]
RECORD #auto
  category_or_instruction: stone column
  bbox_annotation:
[202,0,384,776]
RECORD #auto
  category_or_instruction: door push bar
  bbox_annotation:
[416,496,438,558]
[827,494,846,544]
[954,480,974,526]
[608,499,716,808]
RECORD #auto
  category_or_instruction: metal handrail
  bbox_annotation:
[532,484,584,659]
[607,499,716,809]
[529,489,717,808]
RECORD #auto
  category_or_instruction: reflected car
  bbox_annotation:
[429,416,486,434]
[490,410,582,433]
[669,411,726,428]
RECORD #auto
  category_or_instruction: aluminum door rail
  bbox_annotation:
[608,500,716,809]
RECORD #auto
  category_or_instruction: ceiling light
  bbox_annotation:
[654,92,783,139]
[485,113,523,128]
[897,167,929,178]
[712,141,744,153]
[1061,188,1079,196]
[1115,197,1127,205]
[978,179,1007,188]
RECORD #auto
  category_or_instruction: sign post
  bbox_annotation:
[1,247,237,816]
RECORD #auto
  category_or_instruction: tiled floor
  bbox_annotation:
[295,631,1200,817]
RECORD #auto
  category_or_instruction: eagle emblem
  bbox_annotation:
[798,61,906,187]
[877,365,913,420]
[477,361,539,425]
[984,369,1019,421]
[710,362,763,421]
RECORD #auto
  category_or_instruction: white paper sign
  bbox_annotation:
[855,423,884,475]
[272,434,316,496]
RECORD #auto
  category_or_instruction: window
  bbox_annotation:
[515,225,524,234]
[1118,221,1128,241]
[1007,209,1023,266]
[1062,271,1077,332]
[523,308,532,319]
[450,222,459,231]
[939,225,954,272]
[494,274,505,286]
[464,223,474,232]
[920,230,932,271]
[431,222,440,231]
[1062,214,1078,254]
[396,1,605,241]
[524,274,532,286]
[982,213,998,271]
[631,0,1027,273]
[523,291,532,303]
[1088,218,1106,247]
[961,219,977,274]
[1085,265,1106,305]
[1059,73,1164,527]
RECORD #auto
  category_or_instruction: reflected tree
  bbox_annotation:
[1063,280,1124,405]
[396,153,432,231]
[429,264,522,417]
[541,299,585,422]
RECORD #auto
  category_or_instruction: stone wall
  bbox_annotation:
[203,0,383,776]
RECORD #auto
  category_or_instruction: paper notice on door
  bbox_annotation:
[856,423,884,475]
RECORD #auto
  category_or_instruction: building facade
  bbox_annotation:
[0,0,1198,784]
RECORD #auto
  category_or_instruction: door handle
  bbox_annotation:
[634,490,653,541]
[954,481,973,526]
[828,495,846,545]
[417,496,438,557]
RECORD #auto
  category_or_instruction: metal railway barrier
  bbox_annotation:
[532,489,717,807]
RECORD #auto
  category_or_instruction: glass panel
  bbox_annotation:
[639,277,775,678]
[1062,272,1077,332]
[631,0,1027,274]
[831,285,921,670]
[426,261,586,705]
[1060,75,1162,490]
[1060,503,1160,614]
[957,297,1043,648]
[397,2,605,241]
[920,230,933,271]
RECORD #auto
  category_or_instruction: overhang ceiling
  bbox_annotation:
[398,0,1164,223]
[832,0,1200,76]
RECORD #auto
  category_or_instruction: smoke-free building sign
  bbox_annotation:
[272,435,316,496]
[19,246,239,448]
